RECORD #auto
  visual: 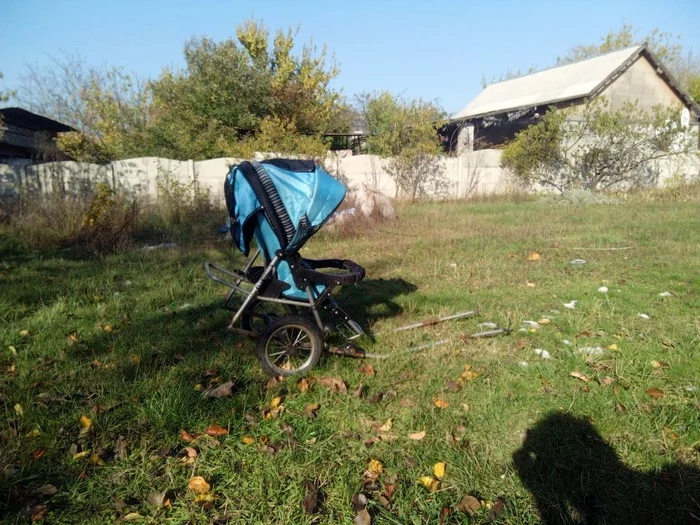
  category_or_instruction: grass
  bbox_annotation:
[1,197,699,524]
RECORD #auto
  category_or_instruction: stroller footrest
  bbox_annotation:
[291,257,365,287]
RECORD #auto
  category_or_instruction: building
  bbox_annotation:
[0,107,75,161]
[445,45,700,153]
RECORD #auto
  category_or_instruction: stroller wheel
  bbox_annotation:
[257,315,323,377]
[241,300,298,335]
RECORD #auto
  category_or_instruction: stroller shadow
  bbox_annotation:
[334,277,417,335]
[513,412,700,525]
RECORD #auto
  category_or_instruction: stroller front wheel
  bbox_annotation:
[257,315,323,377]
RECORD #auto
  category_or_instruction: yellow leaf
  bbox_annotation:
[270,396,283,408]
[80,415,92,428]
[379,418,393,432]
[538,318,552,325]
[187,476,211,494]
[242,436,255,444]
[527,252,541,261]
[103,325,112,332]
[419,476,441,492]
[130,355,140,364]
[607,343,618,351]
[122,512,143,521]
[8,345,17,355]
[91,453,105,465]
[434,398,449,409]
[72,451,89,460]
[14,403,24,417]
[25,429,41,438]
[20,329,30,337]
[569,371,589,382]
[408,430,426,441]
[433,462,446,479]
[367,459,383,475]
[194,493,215,503]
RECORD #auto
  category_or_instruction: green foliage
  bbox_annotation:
[230,116,330,159]
[557,23,700,103]
[359,92,448,199]
[502,98,696,192]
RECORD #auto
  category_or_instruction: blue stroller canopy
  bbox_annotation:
[225,159,346,257]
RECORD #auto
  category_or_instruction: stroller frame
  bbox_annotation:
[205,159,366,376]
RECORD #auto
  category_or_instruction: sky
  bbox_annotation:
[1,0,699,115]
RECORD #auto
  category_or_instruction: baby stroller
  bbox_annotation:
[205,159,366,377]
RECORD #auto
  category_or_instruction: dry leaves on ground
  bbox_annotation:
[316,377,347,394]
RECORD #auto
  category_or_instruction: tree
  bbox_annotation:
[148,20,344,159]
[19,55,150,162]
[0,71,15,139]
[557,23,700,103]
[501,98,696,193]
[358,92,448,200]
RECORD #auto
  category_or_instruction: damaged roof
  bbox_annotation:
[452,45,700,121]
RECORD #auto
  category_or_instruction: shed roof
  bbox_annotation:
[0,107,75,133]
[452,45,699,121]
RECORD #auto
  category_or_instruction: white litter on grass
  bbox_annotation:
[478,322,498,329]
[550,309,561,314]
[685,386,697,392]
[518,361,529,367]
[638,313,650,320]
[578,346,604,356]
[518,328,528,333]
[179,303,195,310]
[659,291,672,297]
[563,300,577,309]
[124,280,132,287]
[570,259,588,265]
[562,339,573,346]
[598,286,609,293]
[141,242,177,251]
[534,349,551,359]
[522,320,541,329]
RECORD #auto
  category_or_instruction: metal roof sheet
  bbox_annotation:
[453,46,644,120]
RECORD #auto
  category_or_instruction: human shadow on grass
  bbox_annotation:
[513,412,700,525]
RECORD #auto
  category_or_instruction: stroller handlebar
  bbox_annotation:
[294,257,366,286]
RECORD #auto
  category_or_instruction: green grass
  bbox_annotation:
[1,198,699,524]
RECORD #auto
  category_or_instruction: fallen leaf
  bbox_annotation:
[242,436,255,445]
[298,378,310,392]
[538,318,552,325]
[147,490,167,507]
[440,506,451,524]
[303,480,320,515]
[456,494,481,515]
[203,381,235,398]
[489,498,505,520]
[569,371,590,383]
[607,343,618,351]
[270,396,284,408]
[650,360,669,369]
[379,418,393,432]
[72,450,89,460]
[458,364,479,383]
[367,459,383,475]
[408,430,426,441]
[280,422,295,437]
[446,380,460,392]
[419,476,440,492]
[433,462,446,479]
[66,333,79,344]
[646,387,664,399]
[262,406,285,419]
[527,252,541,261]
[433,398,449,409]
[19,329,30,337]
[515,339,527,351]
[303,403,320,418]
[14,403,24,417]
[615,402,627,413]
[354,509,371,525]
[121,512,142,522]
[369,391,383,403]
[351,492,368,512]
[183,446,198,458]
[187,476,210,494]
[359,362,375,377]
[180,430,196,442]
[264,376,283,391]
[34,484,58,496]
[352,384,366,398]
[364,436,381,448]
[317,376,347,394]
[601,376,615,386]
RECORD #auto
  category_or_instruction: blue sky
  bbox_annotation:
[1,0,698,114]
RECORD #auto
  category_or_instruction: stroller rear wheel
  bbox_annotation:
[241,300,298,335]
[257,315,323,377]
